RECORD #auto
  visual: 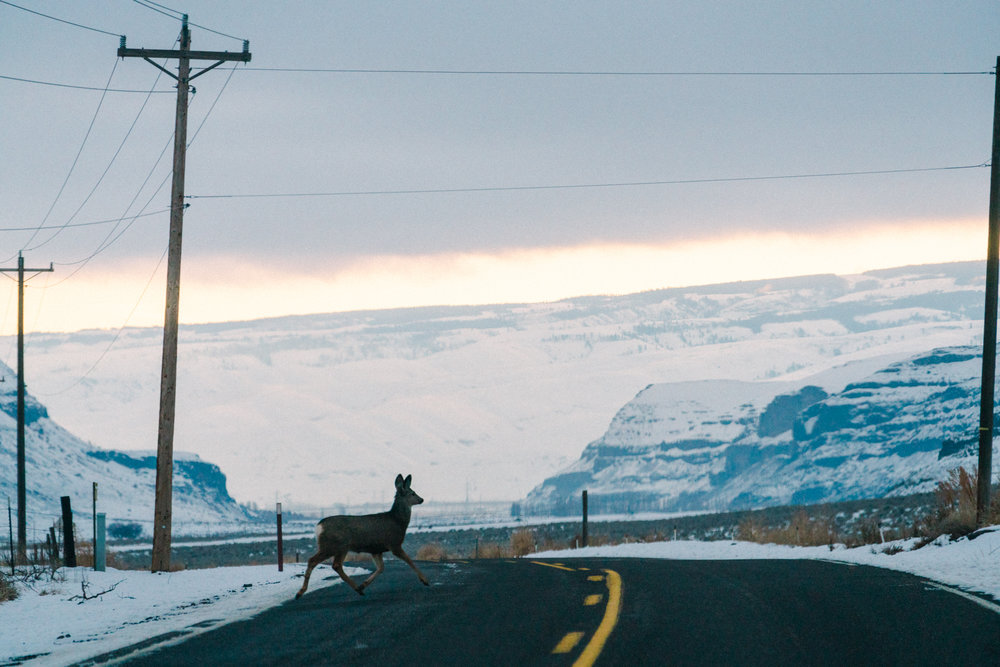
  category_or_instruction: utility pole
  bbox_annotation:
[0,253,53,562]
[118,17,250,572]
[978,55,1000,527]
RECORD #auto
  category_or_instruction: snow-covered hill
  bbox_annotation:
[14,261,987,508]
[0,360,252,539]
[522,345,990,515]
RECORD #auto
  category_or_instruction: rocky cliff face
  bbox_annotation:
[522,346,989,515]
[0,360,252,538]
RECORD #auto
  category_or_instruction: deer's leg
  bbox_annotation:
[295,551,328,599]
[357,553,384,593]
[392,545,430,586]
[332,554,366,596]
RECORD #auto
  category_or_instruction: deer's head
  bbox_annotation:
[395,473,424,506]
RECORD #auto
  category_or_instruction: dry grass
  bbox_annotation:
[72,542,124,570]
[475,541,509,559]
[0,573,17,603]
[924,466,1000,541]
[737,510,836,547]
[416,542,448,561]
[510,529,535,557]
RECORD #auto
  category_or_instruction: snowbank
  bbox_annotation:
[0,563,365,665]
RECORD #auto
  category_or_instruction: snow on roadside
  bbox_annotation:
[0,563,367,666]
[535,527,1000,602]
[3,529,1000,665]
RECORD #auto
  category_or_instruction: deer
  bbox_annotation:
[295,473,430,599]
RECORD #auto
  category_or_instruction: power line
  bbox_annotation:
[131,0,247,42]
[0,208,169,233]
[10,59,120,262]
[47,54,234,275]
[0,73,173,93]
[131,0,184,19]
[235,66,993,77]
[36,245,168,397]
[186,163,989,200]
[26,23,245,421]
[0,0,121,38]
[25,67,170,253]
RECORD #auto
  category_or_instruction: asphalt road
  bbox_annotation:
[93,557,1000,666]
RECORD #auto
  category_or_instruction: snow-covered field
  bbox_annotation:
[3,530,1000,665]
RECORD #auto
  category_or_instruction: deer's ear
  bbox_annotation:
[395,474,405,488]
[404,474,412,488]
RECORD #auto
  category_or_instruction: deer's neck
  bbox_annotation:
[389,495,412,528]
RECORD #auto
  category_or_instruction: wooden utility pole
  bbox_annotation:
[118,16,250,571]
[0,252,53,562]
[978,56,1000,527]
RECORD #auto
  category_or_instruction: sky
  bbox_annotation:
[0,1,998,337]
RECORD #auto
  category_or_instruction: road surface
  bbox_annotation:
[85,557,1000,665]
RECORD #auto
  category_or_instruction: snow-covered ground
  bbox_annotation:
[3,530,1000,665]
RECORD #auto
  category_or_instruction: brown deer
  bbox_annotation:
[295,473,430,599]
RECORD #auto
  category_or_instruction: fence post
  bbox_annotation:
[61,496,76,568]
[95,513,106,572]
[92,482,98,566]
[276,502,284,572]
[581,490,589,548]
[48,526,59,565]
[6,496,13,573]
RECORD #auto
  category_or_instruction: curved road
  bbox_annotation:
[91,558,1000,665]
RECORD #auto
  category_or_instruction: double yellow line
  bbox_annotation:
[531,562,623,666]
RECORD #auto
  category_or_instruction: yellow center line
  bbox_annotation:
[583,594,603,606]
[531,560,577,572]
[587,574,604,582]
[552,631,585,654]
[573,569,622,667]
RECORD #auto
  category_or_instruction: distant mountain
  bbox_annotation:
[0,359,252,539]
[17,260,988,508]
[520,346,988,515]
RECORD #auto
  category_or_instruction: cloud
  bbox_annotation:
[1,217,983,337]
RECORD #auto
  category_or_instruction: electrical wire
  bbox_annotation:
[0,0,121,38]
[0,74,173,94]
[131,0,247,42]
[235,66,992,77]
[186,163,989,201]
[8,59,120,262]
[52,56,234,276]
[131,0,184,19]
[35,245,168,397]
[0,208,170,233]
[25,67,170,253]
[31,59,238,392]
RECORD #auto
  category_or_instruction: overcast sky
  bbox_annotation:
[1,1,998,335]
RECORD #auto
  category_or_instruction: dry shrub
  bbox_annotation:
[934,467,978,535]
[416,542,448,561]
[736,517,762,542]
[737,511,835,547]
[61,542,123,570]
[0,573,17,603]
[76,542,94,568]
[927,466,996,540]
[510,529,535,557]
[538,537,569,552]
[475,542,508,559]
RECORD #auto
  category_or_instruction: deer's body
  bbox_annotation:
[295,474,429,599]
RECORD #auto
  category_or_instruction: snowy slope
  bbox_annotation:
[523,345,990,514]
[15,261,986,508]
[0,359,252,538]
